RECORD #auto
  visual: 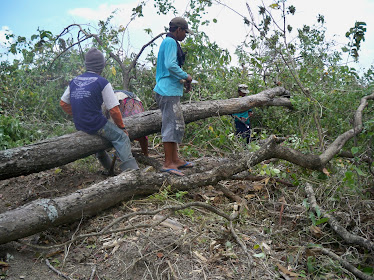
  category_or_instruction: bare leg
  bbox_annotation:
[163,142,178,169]
[163,142,185,168]
[138,136,149,156]
[171,143,185,167]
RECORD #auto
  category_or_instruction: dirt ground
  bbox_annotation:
[0,152,373,280]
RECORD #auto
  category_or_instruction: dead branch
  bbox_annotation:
[231,173,294,188]
[229,220,253,273]
[320,92,374,164]
[45,259,73,280]
[89,265,96,280]
[305,183,374,252]
[215,182,249,209]
[248,92,374,171]
[313,247,374,280]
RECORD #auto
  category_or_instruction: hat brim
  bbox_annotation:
[186,28,194,35]
[240,89,249,94]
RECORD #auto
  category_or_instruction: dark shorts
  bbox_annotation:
[235,121,251,143]
[155,93,185,143]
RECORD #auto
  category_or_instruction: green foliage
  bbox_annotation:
[344,21,367,61]
[0,114,48,149]
[176,208,195,219]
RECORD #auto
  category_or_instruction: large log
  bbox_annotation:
[0,87,291,180]
[0,134,276,245]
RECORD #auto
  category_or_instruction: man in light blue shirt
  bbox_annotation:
[154,17,194,176]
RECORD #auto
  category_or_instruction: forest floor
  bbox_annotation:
[0,146,373,280]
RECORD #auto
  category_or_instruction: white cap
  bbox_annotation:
[238,84,249,94]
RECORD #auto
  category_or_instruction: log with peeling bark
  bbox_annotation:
[0,87,291,180]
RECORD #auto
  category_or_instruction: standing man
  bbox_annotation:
[154,17,194,176]
[232,84,253,144]
[60,47,139,172]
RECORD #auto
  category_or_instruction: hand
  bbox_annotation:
[185,81,192,93]
[186,74,192,83]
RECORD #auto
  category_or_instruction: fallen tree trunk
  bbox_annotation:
[0,87,291,180]
[0,137,274,244]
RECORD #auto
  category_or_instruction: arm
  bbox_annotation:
[102,83,128,134]
[109,106,125,129]
[60,86,72,115]
[60,100,72,115]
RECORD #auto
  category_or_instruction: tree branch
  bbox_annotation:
[305,183,374,252]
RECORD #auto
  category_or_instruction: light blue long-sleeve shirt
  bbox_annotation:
[153,37,188,96]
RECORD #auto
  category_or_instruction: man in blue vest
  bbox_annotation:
[60,48,139,172]
[154,17,194,176]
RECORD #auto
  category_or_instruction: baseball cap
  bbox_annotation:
[169,17,194,34]
[238,84,249,94]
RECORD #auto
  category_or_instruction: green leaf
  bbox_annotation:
[272,168,280,174]
[307,256,315,273]
[253,252,265,258]
[353,166,365,176]
[302,199,309,210]
[225,241,232,249]
[269,3,279,9]
[309,212,316,225]
[351,146,359,154]
[315,217,329,225]
[315,206,321,218]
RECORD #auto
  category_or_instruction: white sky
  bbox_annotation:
[1,0,373,72]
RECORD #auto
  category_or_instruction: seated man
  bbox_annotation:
[60,48,139,173]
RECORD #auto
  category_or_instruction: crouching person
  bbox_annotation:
[60,47,139,172]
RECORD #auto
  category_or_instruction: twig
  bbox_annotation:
[89,265,96,280]
[121,232,188,275]
[229,221,253,272]
[63,213,84,267]
[215,183,249,210]
[305,183,374,252]
[313,247,374,280]
[45,259,73,280]
[167,260,178,280]
[232,173,295,188]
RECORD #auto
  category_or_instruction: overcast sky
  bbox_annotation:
[1,0,373,72]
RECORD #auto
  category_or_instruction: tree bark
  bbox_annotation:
[0,87,291,180]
